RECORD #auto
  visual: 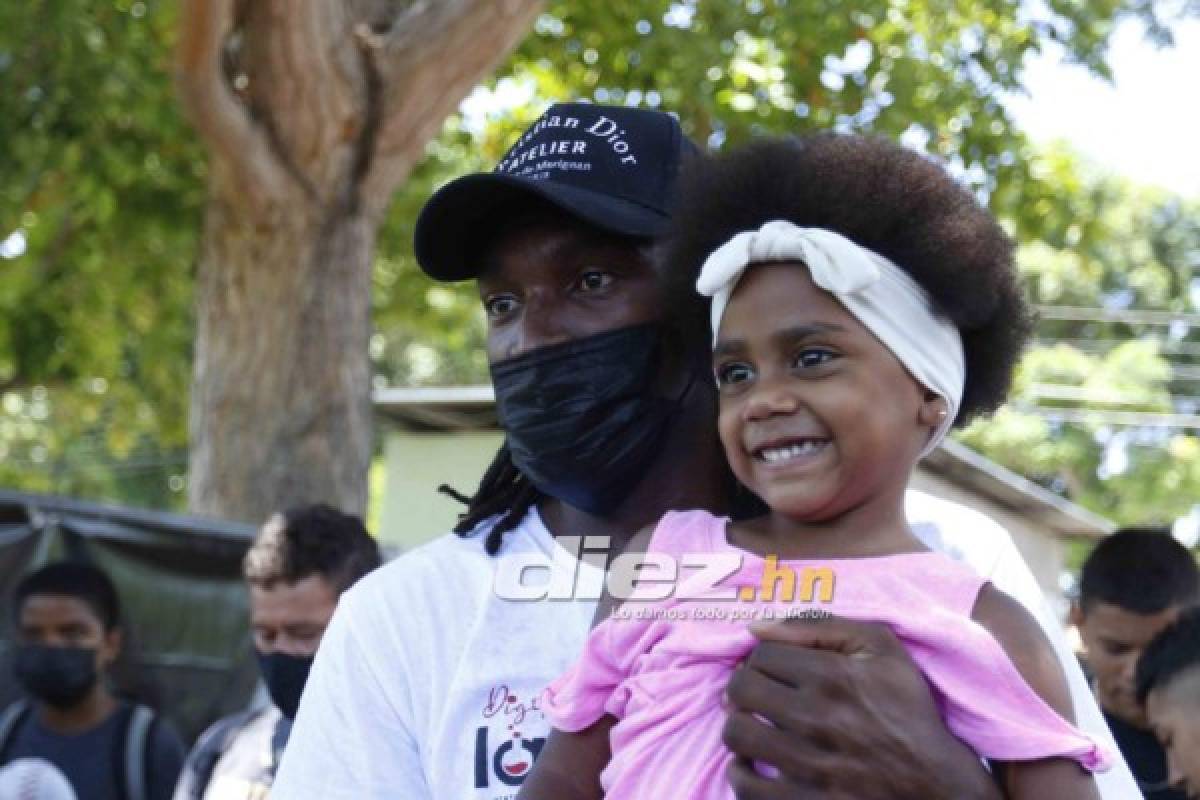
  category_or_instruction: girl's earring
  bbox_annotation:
[919,393,949,427]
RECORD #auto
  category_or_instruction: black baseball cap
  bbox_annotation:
[414,102,694,282]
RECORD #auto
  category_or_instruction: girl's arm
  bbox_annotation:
[515,716,616,800]
[971,585,1102,800]
[518,524,656,800]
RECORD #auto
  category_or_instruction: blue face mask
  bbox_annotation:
[14,644,99,709]
[490,324,686,515]
[255,650,315,720]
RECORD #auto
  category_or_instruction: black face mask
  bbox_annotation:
[490,324,687,514]
[256,650,315,720]
[14,644,99,709]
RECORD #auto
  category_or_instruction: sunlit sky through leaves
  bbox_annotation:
[459,16,1199,199]
[1008,17,1200,198]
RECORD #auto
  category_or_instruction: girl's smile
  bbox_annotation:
[752,436,831,467]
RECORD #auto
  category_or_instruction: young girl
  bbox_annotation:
[516,135,1112,799]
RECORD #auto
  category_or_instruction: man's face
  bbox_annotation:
[476,216,663,362]
[1073,600,1181,726]
[1146,670,1200,798]
[250,574,338,657]
[17,593,121,669]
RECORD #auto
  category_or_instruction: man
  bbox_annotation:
[274,102,1137,798]
[1073,527,1200,799]
[1137,607,1200,799]
[1,562,186,800]
[172,504,381,799]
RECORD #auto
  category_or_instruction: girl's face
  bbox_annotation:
[714,262,944,522]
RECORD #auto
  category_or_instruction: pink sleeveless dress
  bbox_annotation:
[542,510,1111,799]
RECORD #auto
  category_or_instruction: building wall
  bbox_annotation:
[379,430,505,550]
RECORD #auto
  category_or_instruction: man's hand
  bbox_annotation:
[721,616,1002,800]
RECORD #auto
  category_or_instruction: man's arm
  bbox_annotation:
[722,617,1003,800]
[270,584,431,800]
[516,718,614,800]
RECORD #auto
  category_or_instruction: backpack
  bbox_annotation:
[180,708,261,800]
[0,700,157,800]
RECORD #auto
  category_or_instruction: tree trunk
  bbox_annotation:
[187,172,374,521]
[176,0,542,522]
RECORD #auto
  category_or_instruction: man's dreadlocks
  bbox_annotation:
[438,442,541,555]
[440,440,767,555]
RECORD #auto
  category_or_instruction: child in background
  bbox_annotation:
[516,135,1112,800]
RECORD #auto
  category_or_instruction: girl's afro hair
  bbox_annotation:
[660,134,1033,423]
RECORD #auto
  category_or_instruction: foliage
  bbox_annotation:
[960,147,1200,525]
[2,0,1198,523]
[377,0,1197,385]
[0,0,202,507]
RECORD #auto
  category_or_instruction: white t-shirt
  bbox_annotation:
[271,490,1139,800]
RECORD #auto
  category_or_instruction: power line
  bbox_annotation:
[1035,338,1200,358]
[1171,366,1200,381]
[1020,405,1200,430]
[1026,384,1179,406]
[1035,305,1200,326]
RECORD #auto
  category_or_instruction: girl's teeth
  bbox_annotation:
[760,441,824,462]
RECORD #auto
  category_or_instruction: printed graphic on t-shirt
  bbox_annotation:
[472,684,548,797]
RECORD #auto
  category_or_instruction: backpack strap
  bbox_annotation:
[0,700,32,763]
[186,709,263,800]
[123,705,155,800]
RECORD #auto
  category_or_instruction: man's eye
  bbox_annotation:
[793,348,836,369]
[576,270,614,292]
[484,295,519,317]
[715,362,754,386]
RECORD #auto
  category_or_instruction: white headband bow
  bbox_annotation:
[695,220,965,457]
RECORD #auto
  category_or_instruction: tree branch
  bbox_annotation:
[343,28,385,215]
[175,0,293,207]
[357,0,544,214]
[371,0,542,103]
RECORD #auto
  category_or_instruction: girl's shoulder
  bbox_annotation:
[643,509,728,560]
[859,549,989,617]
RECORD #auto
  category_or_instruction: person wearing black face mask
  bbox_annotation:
[273,103,1137,799]
[1,562,186,800]
[172,504,380,800]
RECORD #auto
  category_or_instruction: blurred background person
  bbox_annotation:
[0,562,186,800]
[1072,528,1200,799]
[1136,607,1200,799]
[172,504,381,800]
